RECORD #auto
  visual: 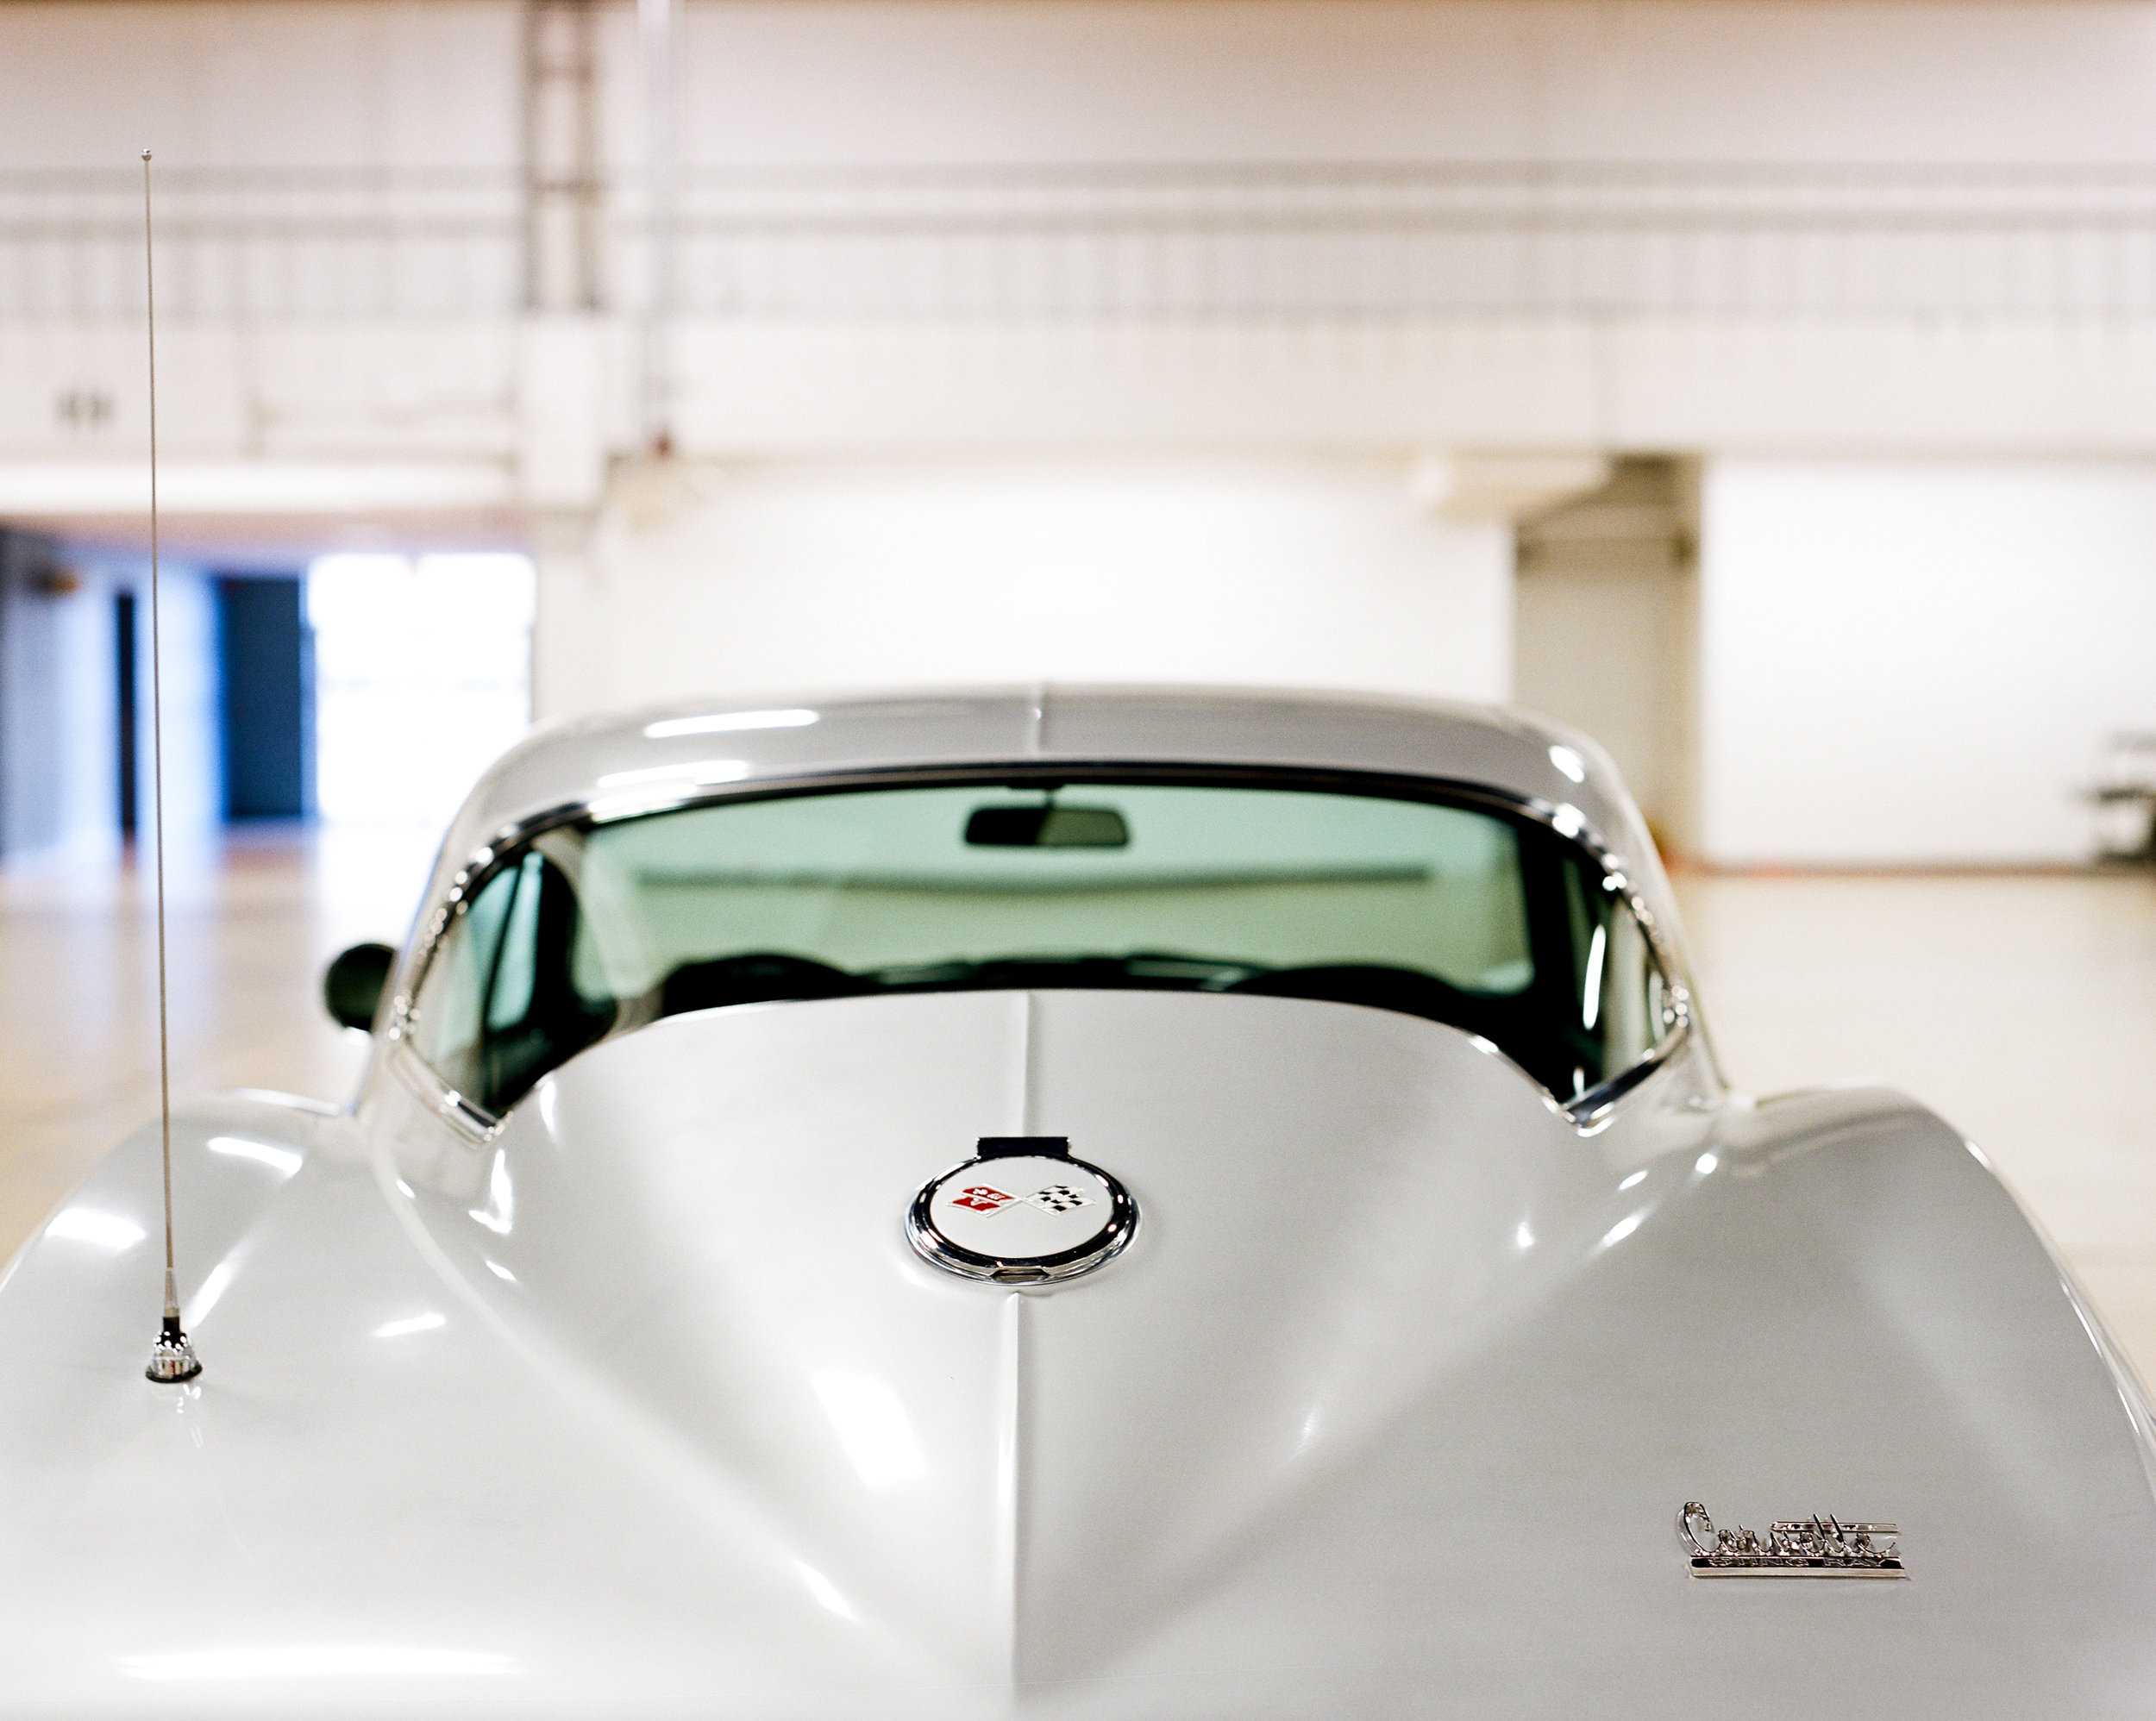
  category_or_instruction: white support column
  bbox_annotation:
[523,0,602,316]
[517,316,609,513]
[529,509,608,723]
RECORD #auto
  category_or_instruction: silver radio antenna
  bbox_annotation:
[140,149,201,1386]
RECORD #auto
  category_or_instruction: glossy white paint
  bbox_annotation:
[3,692,2152,1715]
[438,686,1665,918]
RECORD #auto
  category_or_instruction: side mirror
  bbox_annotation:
[323,942,397,1032]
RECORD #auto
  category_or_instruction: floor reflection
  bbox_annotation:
[0,825,436,1256]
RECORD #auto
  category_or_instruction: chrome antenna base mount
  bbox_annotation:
[145,1312,202,1385]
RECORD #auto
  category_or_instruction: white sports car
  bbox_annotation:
[5,687,2153,1718]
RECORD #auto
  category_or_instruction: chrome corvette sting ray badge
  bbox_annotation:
[1679,1502,1906,1578]
[908,1136,1138,1285]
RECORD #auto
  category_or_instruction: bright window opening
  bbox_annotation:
[307,554,535,831]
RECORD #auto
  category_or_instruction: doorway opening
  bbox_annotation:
[113,590,138,839]
[216,575,314,822]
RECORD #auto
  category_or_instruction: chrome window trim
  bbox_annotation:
[389,1040,505,1144]
[1563,1015,1692,1128]
[382,761,1706,1137]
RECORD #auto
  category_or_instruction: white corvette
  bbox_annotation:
[4,687,2153,1718]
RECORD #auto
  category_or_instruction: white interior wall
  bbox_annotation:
[1,3,519,170]
[1696,460,2156,867]
[14,1,2156,868]
[536,460,1511,717]
[654,0,2156,167]
[8,3,2156,478]
[9,2,2156,172]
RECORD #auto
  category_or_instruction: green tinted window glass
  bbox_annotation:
[409,778,1677,1115]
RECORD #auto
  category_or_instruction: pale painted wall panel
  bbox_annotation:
[1,2,521,169]
[9,1,2156,172]
[668,321,1607,454]
[536,460,1510,718]
[1697,460,2156,866]
[1573,3,2156,164]
[654,1,2156,169]
[660,2,1551,167]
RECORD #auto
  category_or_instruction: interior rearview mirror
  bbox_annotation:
[323,942,397,1032]
[965,804,1130,848]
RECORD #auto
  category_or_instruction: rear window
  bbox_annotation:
[407,775,1679,1117]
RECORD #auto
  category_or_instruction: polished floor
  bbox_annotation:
[3,833,2153,1386]
[0,826,434,1262]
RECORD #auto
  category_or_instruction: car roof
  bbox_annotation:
[432,685,1681,938]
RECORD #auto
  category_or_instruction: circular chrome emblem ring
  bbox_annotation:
[907,1137,1138,1285]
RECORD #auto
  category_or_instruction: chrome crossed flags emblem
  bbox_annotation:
[908,1136,1137,1285]
[949,1182,1094,1217]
